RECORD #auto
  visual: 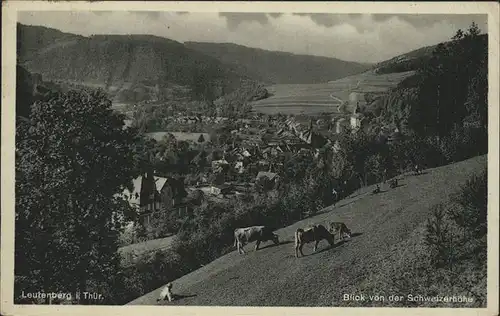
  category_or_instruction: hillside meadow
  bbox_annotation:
[128,155,487,307]
[251,70,415,115]
[146,132,211,143]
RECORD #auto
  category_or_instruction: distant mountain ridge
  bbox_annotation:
[17,23,373,93]
[20,23,476,109]
[17,23,85,62]
[17,23,252,101]
[184,41,372,84]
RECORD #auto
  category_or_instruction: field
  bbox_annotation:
[146,132,211,143]
[251,70,415,115]
[127,155,486,306]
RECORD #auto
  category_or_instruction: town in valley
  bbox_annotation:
[11,9,492,309]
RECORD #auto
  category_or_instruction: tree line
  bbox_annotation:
[377,22,487,163]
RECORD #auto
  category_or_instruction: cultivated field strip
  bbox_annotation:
[250,70,416,115]
[253,106,341,115]
[253,102,340,107]
[257,96,340,102]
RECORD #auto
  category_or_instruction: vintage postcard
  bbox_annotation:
[1,1,499,316]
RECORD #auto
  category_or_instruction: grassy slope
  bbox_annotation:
[127,155,486,306]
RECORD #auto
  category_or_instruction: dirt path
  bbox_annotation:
[328,93,344,113]
[127,155,486,306]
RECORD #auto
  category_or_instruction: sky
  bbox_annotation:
[18,11,487,63]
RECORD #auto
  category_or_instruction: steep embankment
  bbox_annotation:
[128,155,487,306]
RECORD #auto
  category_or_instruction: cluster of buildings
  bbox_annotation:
[120,94,368,231]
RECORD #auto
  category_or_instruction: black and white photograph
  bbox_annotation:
[1,1,499,315]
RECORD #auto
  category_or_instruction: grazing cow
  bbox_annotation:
[328,222,352,242]
[234,226,279,254]
[157,282,174,302]
[295,224,335,258]
[414,164,422,175]
[389,178,398,189]
[372,184,381,194]
[332,188,339,206]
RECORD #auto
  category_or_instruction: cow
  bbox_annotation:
[328,222,352,243]
[234,226,279,254]
[414,164,422,175]
[294,224,335,258]
[389,178,398,189]
[331,188,339,206]
[157,282,174,302]
[372,184,381,194]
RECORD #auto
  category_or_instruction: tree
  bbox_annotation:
[16,65,35,118]
[190,65,221,115]
[336,129,375,187]
[364,154,385,184]
[15,89,141,304]
[402,22,486,144]
[197,133,206,143]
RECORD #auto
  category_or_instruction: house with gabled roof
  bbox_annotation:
[255,171,280,192]
[119,173,188,227]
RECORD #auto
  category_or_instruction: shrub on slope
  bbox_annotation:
[341,169,487,307]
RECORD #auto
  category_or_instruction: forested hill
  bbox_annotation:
[371,24,488,163]
[373,33,487,75]
[17,23,373,98]
[184,42,372,84]
[17,23,85,62]
[17,23,253,99]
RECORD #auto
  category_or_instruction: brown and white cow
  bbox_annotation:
[389,178,398,189]
[294,224,335,258]
[328,222,352,243]
[234,226,279,254]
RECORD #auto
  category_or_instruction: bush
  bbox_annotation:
[440,125,487,163]
[423,169,487,303]
[341,168,488,307]
[118,223,142,246]
[143,209,181,240]
[425,204,457,268]
[426,169,487,266]
[449,169,487,235]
